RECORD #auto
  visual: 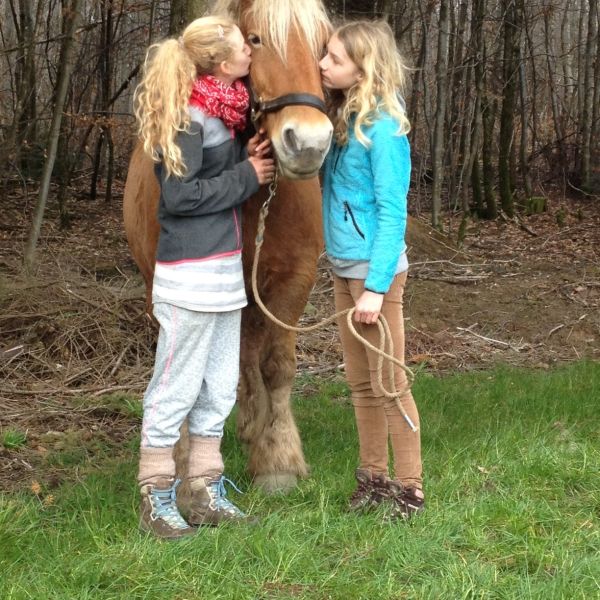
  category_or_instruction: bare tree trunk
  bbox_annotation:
[591,1,600,168]
[523,0,540,160]
[431,0,449,230]
[170,0,208,34]
[148,0,158,44]
[447,1,468,212]
[23,0,82,271]
[470,0,486,218]
[544,8,566,171]
[462,0,485,217]
[498,0,519,217]
[581,0,598,190]
[9,0,42,173]
[575,0,586,173]
[482,96,498,219]
[408,1,434,214]
[518,22,532,199]
[89,0,117,203]
[381,0,398,32]
[408,2,433,157]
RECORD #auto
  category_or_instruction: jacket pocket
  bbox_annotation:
[343,201,365,240]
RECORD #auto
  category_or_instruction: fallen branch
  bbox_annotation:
[547,324,565,337]
[61,287,134,323]
[456,326,527,352]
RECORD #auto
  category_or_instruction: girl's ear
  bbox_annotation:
[215,60,231,78]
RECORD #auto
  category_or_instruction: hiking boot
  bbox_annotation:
[139,478,196,540]
[186,475,253,526]
[386,481,425,520]
[348,468,390,512]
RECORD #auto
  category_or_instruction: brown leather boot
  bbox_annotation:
[386,480,425,519]
[186,476,254,526]
[348,468,390,512]
[139,478,196,540]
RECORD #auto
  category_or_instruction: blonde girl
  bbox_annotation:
[134,15,274,539]
[319,20,424,519]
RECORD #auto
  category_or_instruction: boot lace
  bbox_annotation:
[207,476,246,517]
[149,479,190,529]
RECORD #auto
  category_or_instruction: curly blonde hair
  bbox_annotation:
[134,16,238,178]
[327,20,410,147]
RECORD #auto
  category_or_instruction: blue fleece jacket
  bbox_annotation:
[321,112,411,294]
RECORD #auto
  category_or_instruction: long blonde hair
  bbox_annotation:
[134,16,238,178]
[328,20,410,147]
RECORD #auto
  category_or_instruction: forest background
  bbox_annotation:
[2,0,600,240]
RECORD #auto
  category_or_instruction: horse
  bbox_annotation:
[123,0,333,493]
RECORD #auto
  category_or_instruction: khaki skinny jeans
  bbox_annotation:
[334,272,422,489]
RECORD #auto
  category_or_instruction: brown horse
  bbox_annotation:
[123,0,333,492]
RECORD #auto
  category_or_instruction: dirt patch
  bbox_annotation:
[1,183,599,491]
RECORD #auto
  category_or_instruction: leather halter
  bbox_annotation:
[249,87,327,124]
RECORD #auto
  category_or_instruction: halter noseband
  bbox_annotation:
[250,89,327,124]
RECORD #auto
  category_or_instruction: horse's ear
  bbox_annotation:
[239,0,252,14]
[211,0,238,19]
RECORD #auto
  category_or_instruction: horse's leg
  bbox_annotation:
[238,179,322,493]
[238,305,306,493]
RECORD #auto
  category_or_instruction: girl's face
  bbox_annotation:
[319,34,363,92]
[219,26,252,83]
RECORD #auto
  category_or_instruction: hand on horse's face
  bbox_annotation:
[247,128,272,158]
[248,155,276,185]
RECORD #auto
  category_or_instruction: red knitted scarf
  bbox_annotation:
[189,75,249,136]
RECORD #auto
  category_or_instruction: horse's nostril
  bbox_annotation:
[283,127,300,154]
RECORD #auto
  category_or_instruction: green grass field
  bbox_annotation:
[1,362,599,599]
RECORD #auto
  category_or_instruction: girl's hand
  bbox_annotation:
[248,156,276,185]
[354,290,384,324]
[247,128,271,158]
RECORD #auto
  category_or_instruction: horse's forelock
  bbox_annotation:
[212,0,330,62]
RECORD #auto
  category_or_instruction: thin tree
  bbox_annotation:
[543,4,566,171]
[498,0,520,217]
[23,0,82,271]
[517,0,532,200]
[6,0,44,174]
[431,0,450,229]
[170,0,208,34]
[581,0,598,190]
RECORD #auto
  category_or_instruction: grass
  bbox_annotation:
[1,428,27,449]
[1,361,599,599]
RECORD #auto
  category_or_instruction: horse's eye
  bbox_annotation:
[247,33,262,47]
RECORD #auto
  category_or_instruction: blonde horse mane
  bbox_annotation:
[211,0,330,62]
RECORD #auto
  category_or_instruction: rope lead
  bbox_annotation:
[252,176,418,433]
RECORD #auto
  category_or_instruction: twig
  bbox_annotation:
[413,274,489,284]
[0,382,145,397]
[60,287,134,323]
[456,326,525,352]
[299,363,344,375]
[547,324,565,337]
[109,346,129,378]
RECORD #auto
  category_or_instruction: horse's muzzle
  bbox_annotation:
[274,120,333,179]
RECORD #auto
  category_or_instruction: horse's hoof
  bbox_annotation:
[254,472,298,494]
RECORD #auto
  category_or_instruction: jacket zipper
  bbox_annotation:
[232,207,241,249]
[343,201,365,239]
